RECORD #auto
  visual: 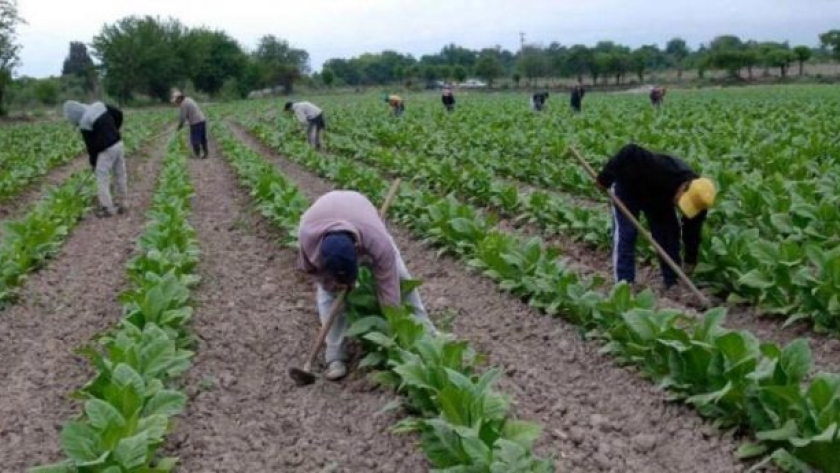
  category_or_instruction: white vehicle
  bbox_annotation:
[460,79,488,88]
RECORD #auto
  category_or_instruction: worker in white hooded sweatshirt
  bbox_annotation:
[63,100,128,218]
[284,100,325,151]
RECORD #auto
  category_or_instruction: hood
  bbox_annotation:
[63,101,87,127]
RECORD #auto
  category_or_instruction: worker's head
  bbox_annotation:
[284,101,294,112]
[320,232,358,287]
[676,177,716,219]
[170,89,185,105]
[62,100,87,127]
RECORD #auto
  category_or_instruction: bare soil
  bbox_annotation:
[231,123,748,473]
[0,137,167,470]
[167,146,426,472]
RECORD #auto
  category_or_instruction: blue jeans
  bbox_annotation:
[189,121,208,157]
[611,185,681,287]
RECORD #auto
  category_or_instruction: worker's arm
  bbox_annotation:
[80,130,97,169]
[371,244,401,308]
[177,105,187,130]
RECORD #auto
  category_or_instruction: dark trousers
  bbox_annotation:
[611,185,681,287]
[190,121,208,157]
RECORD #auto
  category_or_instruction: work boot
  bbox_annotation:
[94,206,114,218]
[324,361,347,381]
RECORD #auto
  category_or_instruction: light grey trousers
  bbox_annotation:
[316,242,435,363]
[95,141,127,213]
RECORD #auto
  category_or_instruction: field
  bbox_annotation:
[0,85,839,472]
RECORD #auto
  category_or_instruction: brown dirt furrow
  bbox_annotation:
[0,137,168,470]
[0,156,89,238]
[167,147,425,472]
[229,123,746,473]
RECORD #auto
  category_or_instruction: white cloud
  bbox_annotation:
[14,0,840,77]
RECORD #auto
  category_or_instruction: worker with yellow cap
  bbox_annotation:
[596,143,716,290]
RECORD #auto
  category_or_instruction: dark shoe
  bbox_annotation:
[94,206,114,218]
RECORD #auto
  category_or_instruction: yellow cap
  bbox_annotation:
[678,177,716,219]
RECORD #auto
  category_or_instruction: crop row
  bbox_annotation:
[0,117,170,310]
[255,104,840,335]
[34,137,200,473]
[236,116,840,472]
[212,122,554,471]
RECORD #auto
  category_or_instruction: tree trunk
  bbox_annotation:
[677,67,683,81]
[799,61,804,76]
[747,65,753,80]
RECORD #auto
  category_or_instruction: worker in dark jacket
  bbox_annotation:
[530,92,549,111]
[596,143,716,289]
[63,100,127,218]
[570,84,585,112]
[650,87,667,107]
[441,85,455,112]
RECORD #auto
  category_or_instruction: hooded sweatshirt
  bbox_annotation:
[178,97,206,128]
[290,101,322,124]
[297,191,401,307]
[64,100,123,167]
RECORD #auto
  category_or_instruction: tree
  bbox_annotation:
[253,35,309,94]
[183,29,248,96]
[665,38,690,80]
[793,46,812,76]
[474,53,503,87]
[438,64,453,82]
[819,30,840,59]
[0,0,25,115]
[516,45,547,87]
[631,45,660,83]
[453,65,467,83]
[61,41,97,92]
[321,68,334,88]
[512,72,521,88]
[566,45,592,83]
[708,35,747,78]
[34,78,59,105]
[93,16,189,103]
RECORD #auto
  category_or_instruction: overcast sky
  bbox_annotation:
[15,0,840,78]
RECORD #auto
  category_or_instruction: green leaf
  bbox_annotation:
[28,462,75,473]
[59,421,103,464]
[85,399,126,431]
[738,269,775,289]
[779,339,812,383]
[756,419,799,441]
[142,389,186,417]
[113,431,150,469]
[501,420,542,448]
[736,442,768,459]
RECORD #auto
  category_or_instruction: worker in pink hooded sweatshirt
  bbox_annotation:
[297,190,436,380]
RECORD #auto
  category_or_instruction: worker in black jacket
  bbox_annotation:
[596,143,716,289]
[63,100,127,218]
[570,83,585,112]
[441,85,455,112]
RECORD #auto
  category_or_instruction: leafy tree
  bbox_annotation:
[438,64,453,82]
[61,41,97,92]
[439,43,476,69]
[93,16,188,103]
[819,29,840,59]
[474,53,503,87]
[34,77,59,105]
[708,35,747,78]
[631,45,660,83]
[423,64,439,82]
[0,0,24,115]
[516,45,547,86]
[453,65,467,83]
[566,45,592,83]
[665,37,690,80]
[321,68,335,87]
[793,46,812,76]
[253,34,309,94]
[183,29,247,96]
[512,71,521,87]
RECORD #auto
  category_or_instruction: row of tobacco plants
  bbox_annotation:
[212,121,554,472]
[34,137,200,472]
[234,109,840,473]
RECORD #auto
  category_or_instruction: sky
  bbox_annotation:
[14,0,840,78]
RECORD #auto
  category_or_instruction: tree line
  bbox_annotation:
[1,2,839,114]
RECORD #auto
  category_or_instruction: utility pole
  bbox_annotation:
[519,31,526,52]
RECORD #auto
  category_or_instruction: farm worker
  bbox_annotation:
[297,190,437,380]
[171,89,208,159]
[650,86,667,108]
[530,91,549,111]
[596,143,716,290]
[284,100,326,151]
[384,94,405,117]
[441,85,456,112]
[570,83,585,112]
[63,100,128,218]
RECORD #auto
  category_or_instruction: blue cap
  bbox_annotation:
[320,232,358,285]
